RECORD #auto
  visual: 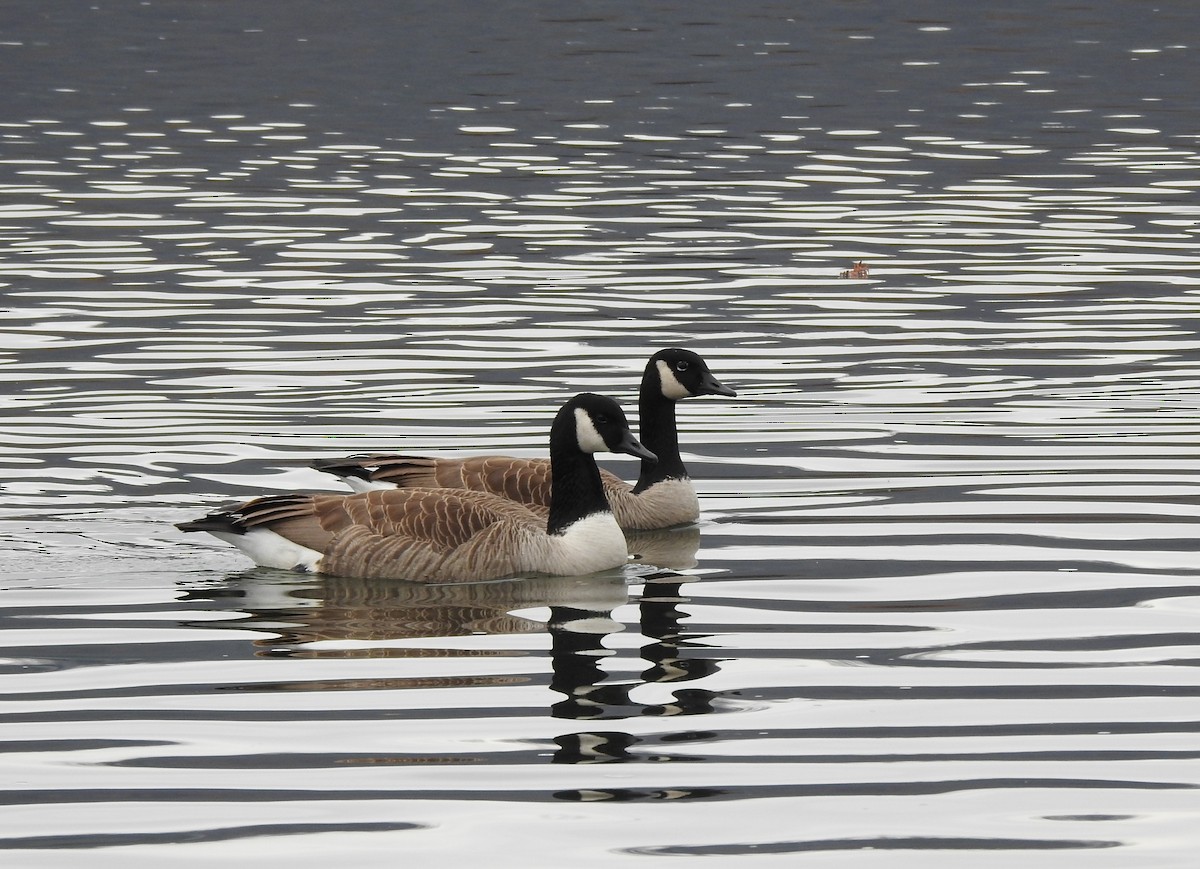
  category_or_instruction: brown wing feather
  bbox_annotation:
[317,453,698,530]
[309,489,535,547]
[231,494,321,528]
[346,455,556,513]
[308,489,541,581]
[359,455,445,488]
[458,456,554,507]
[325,454,647,525]
[225,488,550,582]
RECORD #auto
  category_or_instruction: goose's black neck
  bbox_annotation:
[633,376,686,493]
[547,417,613,535]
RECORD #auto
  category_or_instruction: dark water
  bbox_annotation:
[3,2,1200,865]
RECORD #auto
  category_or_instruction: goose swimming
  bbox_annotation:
[312,348,735,530]
[177,393,655,582]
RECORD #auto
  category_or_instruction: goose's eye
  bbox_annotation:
[674,360,690,372]
[594,414,609,425]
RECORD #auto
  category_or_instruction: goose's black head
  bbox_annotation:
[558,393,657,461]
[647,348,737,401]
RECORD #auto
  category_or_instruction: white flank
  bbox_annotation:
[211,528,324,572]
[574,406,608,453]
[339,476,396,494]
[656,359,691,400]
[542,512,628,575]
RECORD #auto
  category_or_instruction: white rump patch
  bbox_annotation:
[656,360,691,400]
[212,528,324,573]
[339,477,396,494]
[574,406,609,453]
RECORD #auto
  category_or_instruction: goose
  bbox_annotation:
[176,393,655,582]
[311,347,736,530]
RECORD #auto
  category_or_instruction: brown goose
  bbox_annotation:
[176,393,655,582]
[312,348,735,530]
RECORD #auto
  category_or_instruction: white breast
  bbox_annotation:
[535,512,629,575]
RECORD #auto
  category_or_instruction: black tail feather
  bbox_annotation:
[176,513,244,534]
[310,456,373,480]
[176,493,314,535]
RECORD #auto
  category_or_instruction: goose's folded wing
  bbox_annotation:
[316,454,634,519]
[345,455,557,507]
[311,488,538,545]
[448,457,633,511]
[313,489,543,581]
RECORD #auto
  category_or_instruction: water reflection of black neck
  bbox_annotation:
[634,384,686,492]
[548,604,633,720]
[552,731,637,764]
[639,574,723,687]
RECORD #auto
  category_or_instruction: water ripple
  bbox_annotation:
[4,2,1200,863]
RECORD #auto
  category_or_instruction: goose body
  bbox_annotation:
[315,454,701,529]
[313,348,735,530]
[178,394,655,582]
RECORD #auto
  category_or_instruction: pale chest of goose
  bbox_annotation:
[313,347,735,530]
[177,394,655,582]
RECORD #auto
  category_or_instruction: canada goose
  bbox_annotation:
[176,393,656,582]
[312,348,736,530]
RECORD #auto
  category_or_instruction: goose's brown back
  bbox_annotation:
[330,454,698,528]
[356,455,558,510]
[240,488,551,582]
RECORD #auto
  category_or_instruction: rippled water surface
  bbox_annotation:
[4,2,1200,865]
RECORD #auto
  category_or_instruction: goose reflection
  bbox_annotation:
[180,526,723,767]
[624,524,702,571]
[548,561,721,722]
[550,525,710,721]
[549,570,724,766]
[549,525,727,769]
[181,526,706,657]
[184,569,631,657]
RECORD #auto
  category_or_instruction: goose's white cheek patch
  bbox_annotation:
[574,407,608,453]
[656,360,691,400]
